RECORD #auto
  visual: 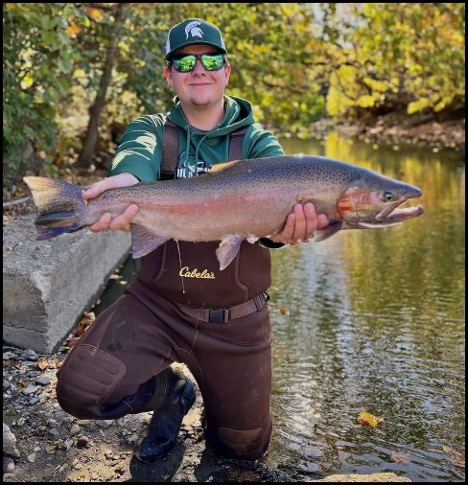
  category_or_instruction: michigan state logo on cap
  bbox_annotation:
[165,18,227,60]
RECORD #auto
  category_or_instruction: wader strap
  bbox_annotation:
[161,120,249,179]
[228,126,249,162]
[161,120,179,180]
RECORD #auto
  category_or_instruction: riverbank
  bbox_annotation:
[309,114,465,151]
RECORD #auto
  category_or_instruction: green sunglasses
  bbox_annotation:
[170,53,226,73]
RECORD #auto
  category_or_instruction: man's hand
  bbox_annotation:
[270,203,329,245]
[82,173,140,233]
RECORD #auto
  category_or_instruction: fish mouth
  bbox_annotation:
[359,200,424,228]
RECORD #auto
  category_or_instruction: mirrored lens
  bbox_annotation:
[200,54,224,71]
[173,55,196,72]
[172,54,225,72]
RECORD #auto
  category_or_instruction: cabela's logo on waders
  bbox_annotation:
[179,267,216,279]
[185,21,204,39]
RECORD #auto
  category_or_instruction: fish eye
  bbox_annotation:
[382,191,395,202]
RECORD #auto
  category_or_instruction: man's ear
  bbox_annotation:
[224,63,231,85]
[164,65,173,86]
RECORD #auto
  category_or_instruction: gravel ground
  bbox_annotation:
[3,343,298,482]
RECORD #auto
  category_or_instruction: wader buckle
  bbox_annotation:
[209,308,231,323]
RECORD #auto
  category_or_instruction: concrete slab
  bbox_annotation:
[3,214,131,353]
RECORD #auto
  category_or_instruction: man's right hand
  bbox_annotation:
[82,172,140,233]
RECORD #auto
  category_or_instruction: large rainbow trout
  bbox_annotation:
[24,155,423,270]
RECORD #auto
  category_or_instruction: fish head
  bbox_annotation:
[337,174,424,229]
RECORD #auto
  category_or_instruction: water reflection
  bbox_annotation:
[265,134,465,482]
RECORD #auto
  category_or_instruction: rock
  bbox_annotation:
[76,435,90,448]
[35,375,50,386]
[26,452,36,463]
[3,423,20,458]
[3,456,15,474]
[96,420,114,429]
[3,215,131,353]
[22,385,38,395]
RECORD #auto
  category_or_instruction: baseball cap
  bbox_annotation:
[165,18,227,60]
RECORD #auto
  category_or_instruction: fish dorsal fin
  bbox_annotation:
[130,224,169,259]
[216,235,243,270]
[313,221,343,243]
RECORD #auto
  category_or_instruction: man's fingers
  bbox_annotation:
[108,205,139,231]
[82,180,110,200]
[87,205,139,233]
[317,214,329,229]
[292,204,307,241]
[88,213,112,233]
[281,212,296,241]
[82,173,139,200]
[303,203,318,240]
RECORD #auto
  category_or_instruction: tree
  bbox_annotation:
[77,3,126,167]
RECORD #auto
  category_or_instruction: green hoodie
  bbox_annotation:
[109,95,284,181]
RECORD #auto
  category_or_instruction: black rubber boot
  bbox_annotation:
[135,367,196,463]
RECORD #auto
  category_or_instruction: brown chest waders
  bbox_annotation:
[56,121,273,461]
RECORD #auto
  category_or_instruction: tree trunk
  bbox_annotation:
[77,3,125,168]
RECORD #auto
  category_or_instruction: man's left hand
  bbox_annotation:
[270,203,329,245]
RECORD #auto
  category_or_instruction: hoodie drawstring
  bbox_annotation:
[184,124,208,176]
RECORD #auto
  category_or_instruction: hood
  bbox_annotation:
[167,95,255,136]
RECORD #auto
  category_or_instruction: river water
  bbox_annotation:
[95,133,465,482]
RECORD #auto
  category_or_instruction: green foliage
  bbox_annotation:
[3,3,86,186]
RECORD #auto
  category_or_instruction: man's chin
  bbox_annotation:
[190,98,216,108]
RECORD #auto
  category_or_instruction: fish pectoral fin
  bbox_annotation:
[313,221,343,242]
[216,235,243,271]
[130,224,169,259]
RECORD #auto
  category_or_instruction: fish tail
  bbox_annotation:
[23,176,88,240]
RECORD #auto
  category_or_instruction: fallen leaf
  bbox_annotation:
[18,379,28,388]
[279,306,290,315]
[66,337,81,348]
[45,444,57,454]
[75,312,95,336]
[36,356,49,372]
[356,411,384,427]
[48,357,62,368]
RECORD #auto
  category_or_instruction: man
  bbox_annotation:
[56,18,328,462]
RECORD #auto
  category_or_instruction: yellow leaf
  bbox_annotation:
[86,7,104,22]
[20,76,34,89]
[66,24,80,37]
[356,411,384,427]
[73,69,86,79]
[279,306,290,315]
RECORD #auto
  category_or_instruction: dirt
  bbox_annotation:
[4,118,461,482]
